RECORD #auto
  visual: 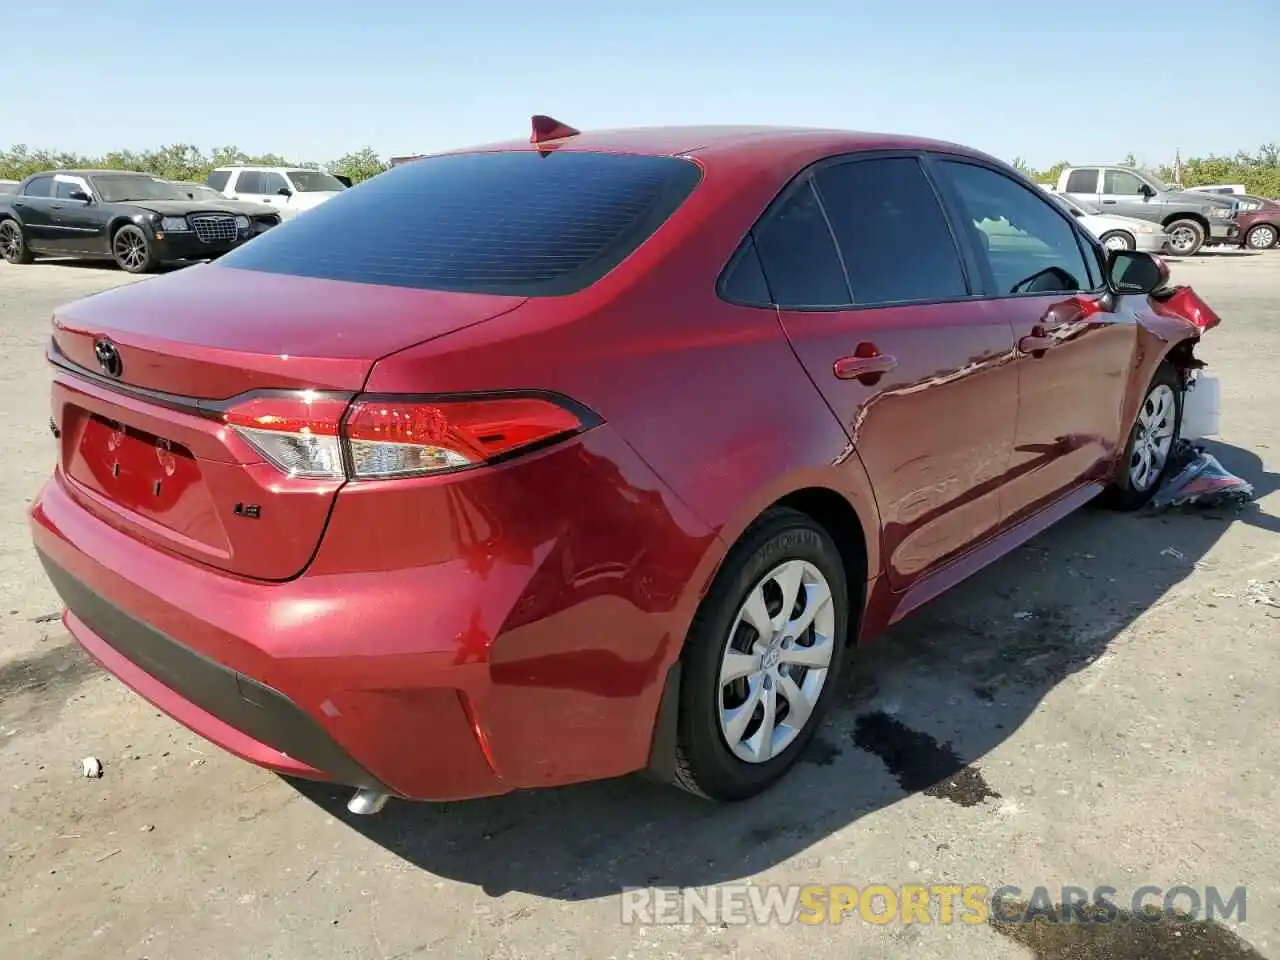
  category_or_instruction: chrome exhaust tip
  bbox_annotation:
[347,788,391,815]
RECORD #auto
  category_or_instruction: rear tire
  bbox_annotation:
[1105,362,1183,511]
[0,218,34,264]
[1164,219,1205,257]
[1245,223,1277,250]
[1099,230,1135,252]
[673,507,850,801]
[112,225,157,274]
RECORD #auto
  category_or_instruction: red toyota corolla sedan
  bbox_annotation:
[29,120,1218,812]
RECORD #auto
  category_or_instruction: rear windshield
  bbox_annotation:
[217,150,703,296]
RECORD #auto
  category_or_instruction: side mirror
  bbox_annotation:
[69,189,92,203]
[1139,183,1157,199]
[1070,208,1084,218]
[1108,250,1169,294]
[277,186,293,197]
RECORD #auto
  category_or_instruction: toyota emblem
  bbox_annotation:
[94,338,123,378]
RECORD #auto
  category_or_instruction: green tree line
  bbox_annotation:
[0,144,389,184]
[6,141,1280,197]
[1012,144,1280,197]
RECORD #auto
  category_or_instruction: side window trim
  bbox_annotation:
[925,154,1107,299]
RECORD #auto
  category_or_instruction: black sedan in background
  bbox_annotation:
[0,170,281,273]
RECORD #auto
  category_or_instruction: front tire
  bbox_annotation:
[1245,223,1277,250]
[1164,219,1205,257]
[673,507,850,801]
[1099,230,1136,252]
[0,219,34,264]
[112,225,157,274]
[1105,362,1183,511]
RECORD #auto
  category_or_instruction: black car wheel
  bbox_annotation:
[112,225,157,274]
[1245,223,1278,250]
[672,507,850,801]
[0,218,34,264]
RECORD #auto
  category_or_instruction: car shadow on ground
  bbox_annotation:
[28,258,199,273]
[289,440,1275,903]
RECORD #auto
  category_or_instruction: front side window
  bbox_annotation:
[752,181,850,308]
[1102,169,1148,196]
[937,160,1093,296]
[815,157,967,307]
[55,179,89,200]
[260,172,289,196]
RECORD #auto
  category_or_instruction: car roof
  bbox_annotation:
[431,124,1000,168]
[29,169,158,179]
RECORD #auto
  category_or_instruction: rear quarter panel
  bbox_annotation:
[363,145,883,578]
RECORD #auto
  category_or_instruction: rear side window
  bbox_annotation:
[206,170,231,191]
[815,158,967,306]
[235,171,265,194]
[1065,169,1099,193]
[719,237,772,306]
[219,151,702,297]
[23,176,53,197]
[752,181,850,308]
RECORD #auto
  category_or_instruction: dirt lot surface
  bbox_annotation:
[2,254,1278,960]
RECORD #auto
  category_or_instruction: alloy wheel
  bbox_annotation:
[1103,233,1134,251]
[1128,384,1177,492]
[1247,225,1277,250]
[0,222,19,261]
[717,559,835,764]
[1168,225,1198,255]
[114,230,148,271]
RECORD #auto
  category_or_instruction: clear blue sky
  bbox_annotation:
[5,0,1277,168]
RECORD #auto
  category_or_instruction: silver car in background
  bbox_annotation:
[1050,192,1170,253]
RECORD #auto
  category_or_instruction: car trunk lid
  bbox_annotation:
[50,265,527,580]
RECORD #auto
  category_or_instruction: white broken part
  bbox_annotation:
[81,757,103,778]
[1245,580,1280,609]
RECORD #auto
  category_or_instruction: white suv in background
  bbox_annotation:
[206,166,348,220]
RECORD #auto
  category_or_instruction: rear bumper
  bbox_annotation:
[38,552,388,790]
[28,427,715,801]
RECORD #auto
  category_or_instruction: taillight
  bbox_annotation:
[224,392,348,479]
[223,391,591,481]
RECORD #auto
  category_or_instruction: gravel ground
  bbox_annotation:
[1,253,1277,960]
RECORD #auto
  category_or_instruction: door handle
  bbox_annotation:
[834,348,897,384]
[1101,199,1117,205]
[1019,326,1060,355]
